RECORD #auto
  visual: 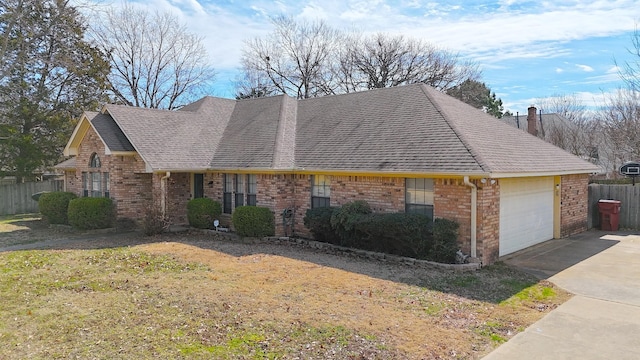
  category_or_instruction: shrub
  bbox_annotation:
[38,192,77,225]
[143,206,169,236]
[430,218,460,263]
[232,206,275,238]
[354,213,433,258]
[330,200,372,246]
[303,207,340,244]
[67,197,115,230]
[187,198,222,229]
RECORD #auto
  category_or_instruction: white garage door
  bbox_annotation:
[499,177,554,256]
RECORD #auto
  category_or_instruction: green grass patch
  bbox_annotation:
[0,213,41,224]
[501,284,558,306]
[476,321,508,344]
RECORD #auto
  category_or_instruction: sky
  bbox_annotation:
[89,0,640,113]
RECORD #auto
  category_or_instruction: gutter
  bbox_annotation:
[161,172,171,217]
[463,176,477,258]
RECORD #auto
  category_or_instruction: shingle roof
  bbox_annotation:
[212,95,287,169]
[295,85,482,173]
[74,84,598,176]
[104,97,236,170]
[89,112,135,152]
[422,86,597,174]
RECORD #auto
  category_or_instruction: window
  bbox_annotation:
[223,174,233,214]
[311,175,330,208]
[405,178,434,219]
[90,153,101,168]
[247,174,257,206]
[91,172,102,197]
[235,174,245,207]
[82,172,88,197]
[83,153,109,198]
[103,173,110,198]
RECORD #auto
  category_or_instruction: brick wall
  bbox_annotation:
[257,174,310,236]
[560,173,589,237]
[332,176,404,212]
[476,181,500,264]
[166,173,191,224]
[434,178,471,252]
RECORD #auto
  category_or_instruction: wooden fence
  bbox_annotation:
[588,184,640,230]
[0,180,64,216]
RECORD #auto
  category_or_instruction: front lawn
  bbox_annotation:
[0,225,571,359]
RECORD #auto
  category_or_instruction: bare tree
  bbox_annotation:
[240,16,340,99]
[345,33,479,91]
[91,4,215,109]
[535,94,601,165]
[617,24,640,92]
[239,20,480,99]
[598,89,640,176]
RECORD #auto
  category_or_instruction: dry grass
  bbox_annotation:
[0,218,571,359]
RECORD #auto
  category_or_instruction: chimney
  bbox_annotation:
[527,106,537,136]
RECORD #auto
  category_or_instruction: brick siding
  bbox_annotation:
[560,173,589,237]
[476,181,500,264]
[434,179,471,253]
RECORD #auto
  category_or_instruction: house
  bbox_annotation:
[58,84,599,264]
[502,107,607,174]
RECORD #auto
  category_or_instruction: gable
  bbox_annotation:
[64,111,136,157]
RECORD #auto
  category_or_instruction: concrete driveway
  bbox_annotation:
[483,230,640,360]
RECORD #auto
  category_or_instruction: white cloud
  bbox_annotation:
[607,65,621,74]
[556,68,564,73]
[576,64,595,72]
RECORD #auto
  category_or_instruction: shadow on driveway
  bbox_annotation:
[501,230,629,279]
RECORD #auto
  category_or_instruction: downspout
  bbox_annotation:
[161,172,171,217]
[463,176,477,258]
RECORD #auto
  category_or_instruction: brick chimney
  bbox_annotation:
[527,106,538,136]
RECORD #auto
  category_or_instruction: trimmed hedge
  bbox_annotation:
[302,200,460,263]
[232,206,275,238]
[38,191,77,225]
[330,200,372,245]
[353,213,433,259]
[67,197,115,230]
[431,218,460,263]
[187,198,222,229]
[303,207,340,244]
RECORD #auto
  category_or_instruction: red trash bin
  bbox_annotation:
[598,200,621,231]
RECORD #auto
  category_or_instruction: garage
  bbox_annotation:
[499,177,555,256]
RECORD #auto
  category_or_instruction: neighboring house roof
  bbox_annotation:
[502,112,570,133]
[62,83,599,177]
[54,157,76,170]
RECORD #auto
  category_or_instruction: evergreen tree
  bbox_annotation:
[446,79,505,118]
[0,0,109,182]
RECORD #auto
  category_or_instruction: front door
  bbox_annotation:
[193,173,204,198]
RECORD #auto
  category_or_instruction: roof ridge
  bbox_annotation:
[272,95,297,169]
[417,84,490,172]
